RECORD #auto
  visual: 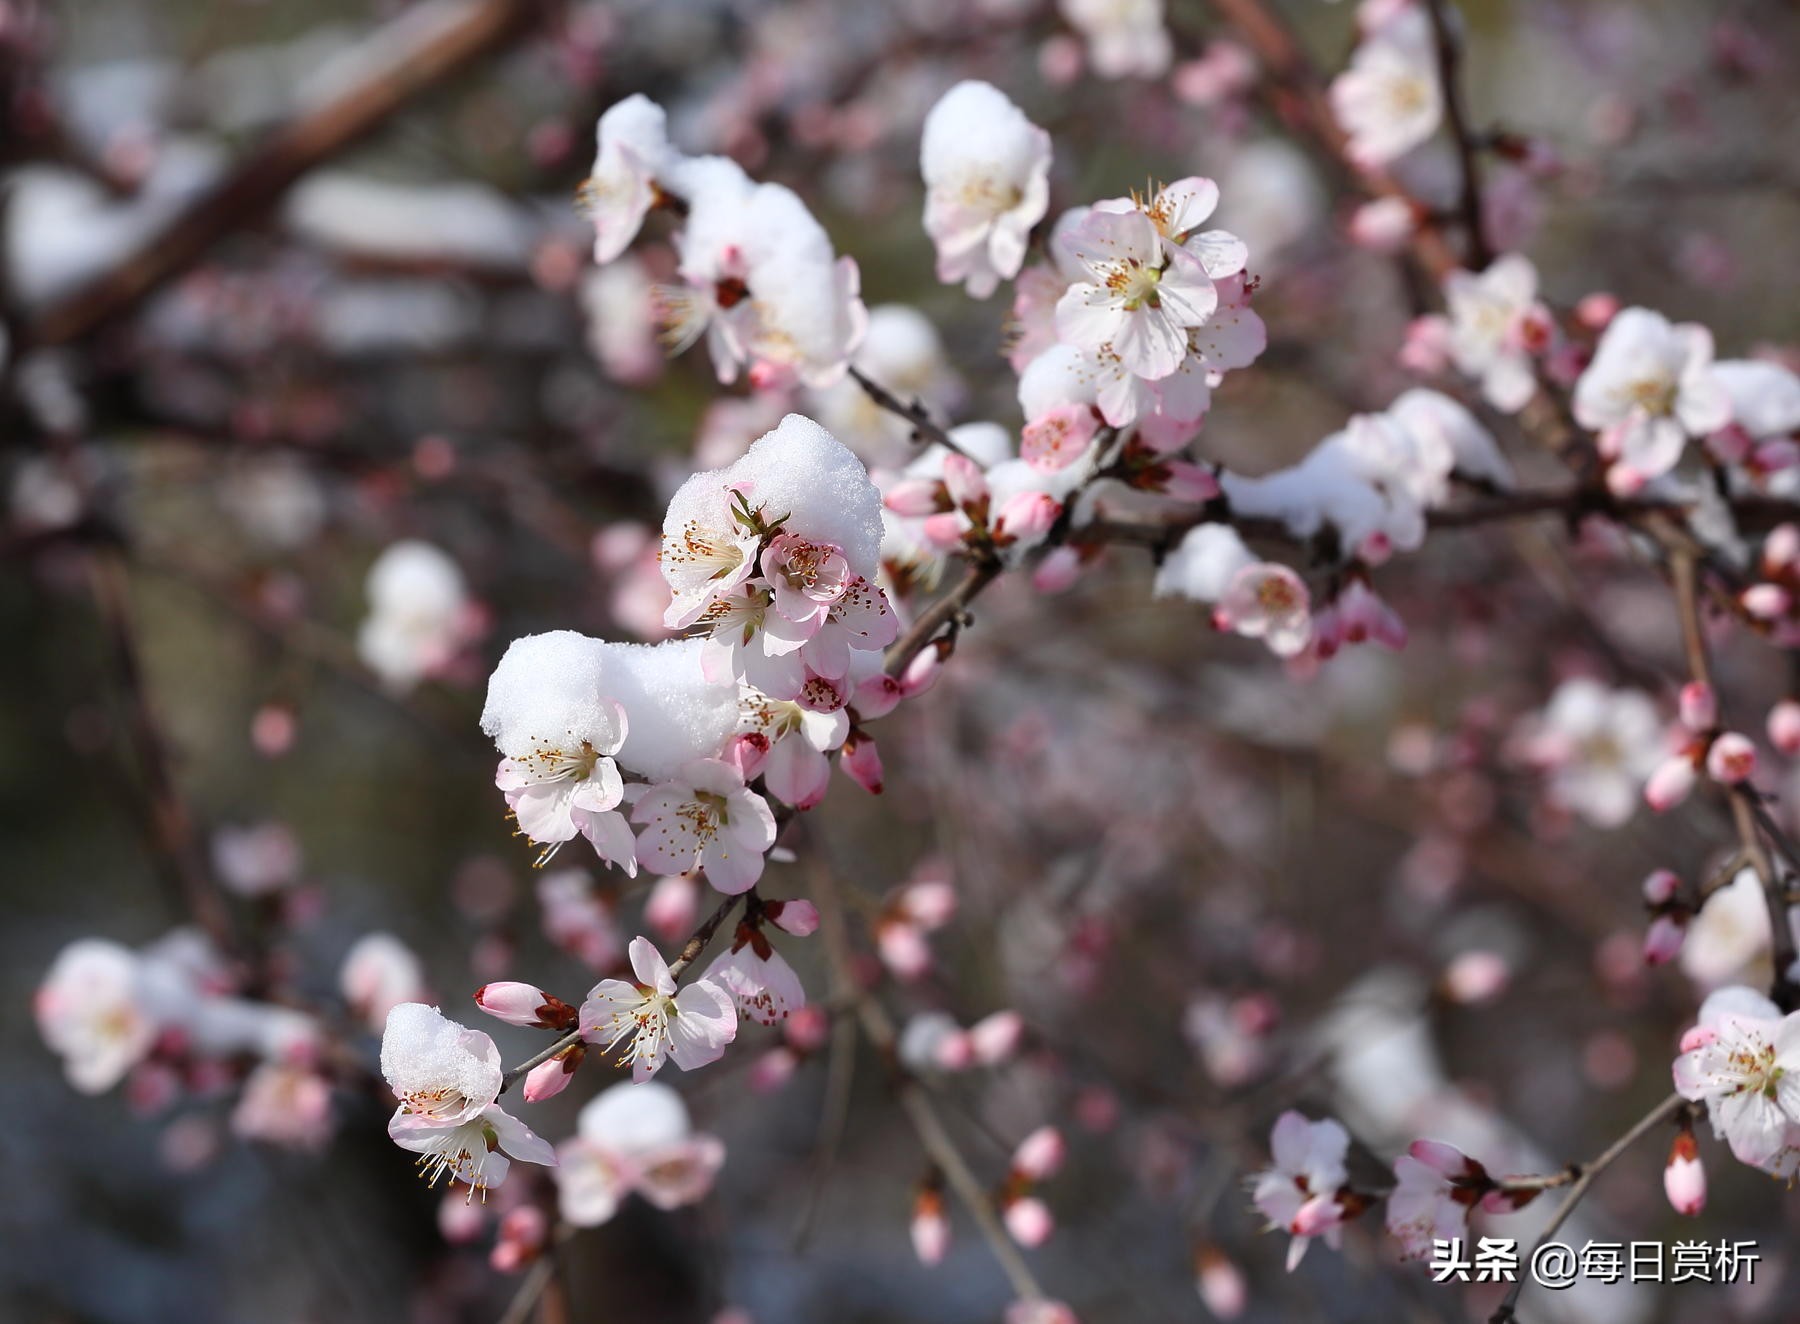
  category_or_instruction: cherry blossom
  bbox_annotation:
[920,81,1052,298]
[580,936,738,1081]
[701,923,807,1026]
[1213,562,1312,658]
[556,1080,725,1226]
[1055,206,1219,381]
[1672,985,1800,1177]
[1443,254,1548,413]
[340,932,428,1033]
[1329,7,1443,168]
[356,540,475,691]
[1250,1111,1353,1271]
[1522,678,1664,828]
[1385,1141,1489,1259]
[631,758,777,894]
[1573,307,1730,485]
[1058,0,1172,79]
[581,95,673,265]
[35,939,157,1094]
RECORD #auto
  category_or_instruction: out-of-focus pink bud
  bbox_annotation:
[1643,914,1687,966]
[1290,1193,1344,1237]
[646,873,700,942]
[1705,732,1757,784]
[969,1009,1025,1065]
[1356,530,1393,566]
[921,511,971,549]
[1606,462,1648,498]
[934,1029,976,1071]
[490,1205,549,1272]
[912,1188,950,1265]
[1032,546,1084,594]
[1762,524,1800,576]
[1742,583,1791,620]
[474,982,569,1029]
[1160,460,1221,504]
[724,731,770,781]
[1705,423,1755,467]
[1347,197,1417,252]
[766,898,819,937]
[1575,292,1620,329]
[1756,439,1800,474]
[898,877,956,929]
[1664,1127,1706,1215]
[900,645,944,697]
[995,491,1061,540]
[1441,950,1510,1005]
[748,1045,799,1094]
[1038,33,1084,86]
[1678,682,1717,731]
[1195,1246,1248,1319]
[1004,1195,1055,1247]
[841,732,883,794]
[1767,699,1800,755]
[1641,868,1682,906]
[1645,756,1698,811]
[1507,303,1557,356]
[877,920,932,981]
[942,453,989,511]
[884,479,946,517]
[438,1191,487,1243]
[522,1043,585,1102]
[1398,314,1451,375]
[1409,1139,1483,1181]
[853,673,904,720]
[784,1004,830,1053]
[1012,1126,1066,1181]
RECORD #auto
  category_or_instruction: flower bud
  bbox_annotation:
[1664,1126,1706,1216]
[723,731,770,781]
[1575,292,1620,329]
[1641,868,1681,906]
[1003,1195,1055,1247]
[1347,197,1416,252]
[1643,914,1687,966]
[1441,950,1509,1005]
[1705,732,1757,784]
[1012,1125,1066,1182]
[853,673,904,720]
[1644,756,1697,811]
[645,873,700,942]
[900,644,945,697]
[1678,682,1717,732]
[995,491,1061,541]
[1159,460,1221,504]
[1768,699,1800,755]
[969,1009,1025,1065]
[884,479,947,517]
[1762,523,1800,576]
[474,982,570,1030]
[841,732,884,794]
[1195,1246,1247,1319]
[522,1043,585,1102]
[911,1187,950,1265]
[1032,546,1084,594]
[766,898,820,937]
[942,453,989,511]
[1742,583,1791,620]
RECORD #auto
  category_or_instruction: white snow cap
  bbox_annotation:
[1154,523,1257,602]
[577,1079,692,1150]
[379,1002,499,1104]
[481,632,738,782]
[366,540,464,616]
[1714,360,1800,440]
[920,80,1053,298]
[663,414,884,576]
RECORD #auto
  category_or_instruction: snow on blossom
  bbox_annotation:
[380,1002,554,1196]
[1680,865,1792,990]
[1444,255,1547,413]
[1250,1111,1352,1271]
[1059,0,1172,79]
[631,757,778,893]
[579,936,738,1081]
[557,1080,725,1226]
[1573,307,1730,485]
[340,932,428,1033]
[35,939,158,1094]
[1055,205,1218,382]
[1329,7,1443,168]
[920,81,1052,299]
[1153,523,1255,604]
[1672,985,1800,1177]
[1523,678,1663,828]
[356,540,474,691]
[582,95,673,265]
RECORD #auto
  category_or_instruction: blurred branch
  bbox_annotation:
[20,0,543,350]
[1422,0,1492,268]
[848,365,970,459]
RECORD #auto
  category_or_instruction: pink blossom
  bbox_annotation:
[841,731,884,793]
[35,939,158,1094]
[912,1188,950,1264]
[474,982,571,1030]
[1213,563,1312,658]
[1768,700,1800,755]
[1004,1195,1054,1246]
[556,1080,726,1225]
[632,759,777,894]
[1664,1126,1706,1215]
[1012,1126,1066,1181]
[1020,405,1100,472]
[1705,732,1757,784]
[702,926,806,1026]
[580,936,738,1081]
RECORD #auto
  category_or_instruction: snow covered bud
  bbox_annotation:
[912,1183,950,1265]
[764,899,820,938]
[841,731,884,794]
[475,982,577,1030]
[994,491,1061,543]
[1768,700,1800,755]
[1664,1123,1706,1216]
[1705,732,1757,784]
[1645,755,1698,811]
[1678,682,1717,733]
[523,1042,587,1103]
[1012,1126,1066,1182]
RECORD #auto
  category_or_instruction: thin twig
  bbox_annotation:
[847,365,970,458]
[1422,0,1492,268]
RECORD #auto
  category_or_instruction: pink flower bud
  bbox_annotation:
[1641,868,1682,906]
[474,981,560,1029]
[1742,583,1791,620]
[646,873,700,942]
[1755,438,1799,473]
[1347,197,1416,252]
[853,673,904,720]
[920,511,971,550]
[1606,462,1648,498]
[1032,546,1084,594]
[724,732,770,781]
[1575,292,1620,329]
[1678,682,1717,731]
[911,1190,950,1265]
[1664,1128,1705,1216]
[969,1009,1025,1065]
[766,898,820,937]
[522,1044,584,1102]
[1004,1195,1055,1247]
[900,645,944,698]
[1767,699,1800,755]
[841,733,884,794]
[1290,1193,1344,1237]
[1645,756,1697,811]
[942,453,989,510]
[1643,914,1687,966]
[1012,1126,1066,1181]
[1705,732,1757,784]
[1408,1138,1481,1180]
[1160,460,1221,504]
[877,920,932,981]
[1441,950,1510,1005]
[1398,314,1451,375]
[884,478,947,517]
[1762,524,1800,575]
[1195,1247,1248,1319]
[438,1191,486,1243]
[748,1045,799,1094]
[995,491,1061,540]
[784,1004,831,1053]
[934,1029,975,1071]
[899,878,957,929]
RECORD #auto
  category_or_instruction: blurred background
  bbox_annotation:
[4,0,1799,1321]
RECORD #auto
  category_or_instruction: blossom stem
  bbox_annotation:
[883,558,1004,679]
[1487,1092,1687,1323]
[1421,0,1493,268]
[847,365,971,460]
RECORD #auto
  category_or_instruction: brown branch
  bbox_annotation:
[1422,0,1492,268]
[847,365,971,459]
[883,557,1004,679]
[20,0,541,350]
